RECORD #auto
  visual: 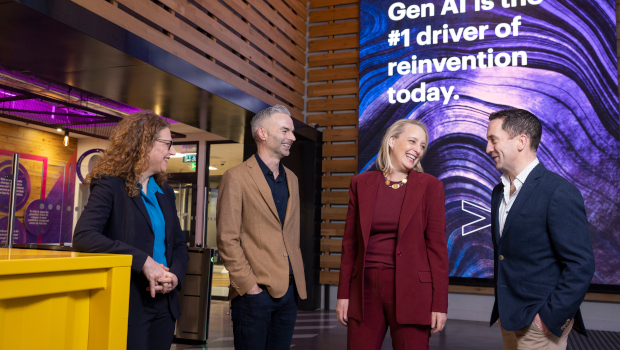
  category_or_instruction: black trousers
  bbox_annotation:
[127,294,176,350]
[231,284,298,350]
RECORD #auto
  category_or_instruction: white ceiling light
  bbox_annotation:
[209,166,217,170]
[170,153,197,158]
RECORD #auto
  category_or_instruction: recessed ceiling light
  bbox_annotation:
[57,128,62,132]
[209,166,217,170]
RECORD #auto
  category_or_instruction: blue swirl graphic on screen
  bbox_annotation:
[359,0,620,283]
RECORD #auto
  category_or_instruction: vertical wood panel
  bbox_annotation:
[309,6,358,22]
[308,67,358,81]
[309,2,360,285]
[308,82,358,96]
[309,21,358,37]
[309,36,359,52]
[309,51,358,67]
[310,0,358,8]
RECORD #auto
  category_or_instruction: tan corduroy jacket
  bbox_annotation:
[216,155,307,300]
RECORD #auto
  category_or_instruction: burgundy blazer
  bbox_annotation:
[337,170,449,325]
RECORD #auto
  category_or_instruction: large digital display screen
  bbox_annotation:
[358,0,620,285]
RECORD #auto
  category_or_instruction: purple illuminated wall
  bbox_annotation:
[359,0,620,284]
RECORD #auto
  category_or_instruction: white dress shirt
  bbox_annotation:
[498,158,540,237]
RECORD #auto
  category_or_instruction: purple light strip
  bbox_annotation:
[0,65,179,131]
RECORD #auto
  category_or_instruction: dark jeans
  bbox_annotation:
[127,294,176,350]
[231,284,298,350]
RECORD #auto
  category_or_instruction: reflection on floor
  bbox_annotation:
[172,301,502,350]
[211,264,230,299]
[172,301,620,350]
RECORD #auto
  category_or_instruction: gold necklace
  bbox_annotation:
[383,172,407,189]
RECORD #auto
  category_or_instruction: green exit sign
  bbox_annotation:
[190,162,196,170]
[183,154,197,163]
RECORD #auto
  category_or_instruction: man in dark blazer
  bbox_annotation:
[485,108,595,350]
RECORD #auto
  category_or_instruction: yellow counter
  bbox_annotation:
[0,248,132,350]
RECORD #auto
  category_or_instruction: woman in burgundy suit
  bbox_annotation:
[336,119,449,350]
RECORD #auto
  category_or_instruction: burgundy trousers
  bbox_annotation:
[347,268,431,350]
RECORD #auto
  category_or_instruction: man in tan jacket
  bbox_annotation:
[216,105,307,350]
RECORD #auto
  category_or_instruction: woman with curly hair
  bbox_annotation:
[74,111,188,350]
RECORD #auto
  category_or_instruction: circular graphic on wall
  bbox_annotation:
[24,199,51,236]
[0,160,31,213]
[0,216,26,244]
[77,149,105,183]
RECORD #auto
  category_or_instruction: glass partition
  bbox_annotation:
[206,143,244,298]
[168,143,199,244]
[0,151,72,245]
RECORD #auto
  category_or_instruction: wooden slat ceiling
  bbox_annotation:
[70,0,307,120]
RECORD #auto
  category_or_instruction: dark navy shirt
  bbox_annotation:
[255,153,289,227]
[255,153,293,275]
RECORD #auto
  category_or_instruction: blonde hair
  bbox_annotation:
[376,119,430,174]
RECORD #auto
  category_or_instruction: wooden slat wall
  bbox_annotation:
[308,0,359,285]
[72,0,307,120]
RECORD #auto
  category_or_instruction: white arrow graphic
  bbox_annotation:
[461,200,491,236]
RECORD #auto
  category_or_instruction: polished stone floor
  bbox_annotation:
[172,300,505,350]
[171,301,619,350]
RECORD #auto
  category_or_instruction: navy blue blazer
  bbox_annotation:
[489,162,595,337]
[73,176,189,325]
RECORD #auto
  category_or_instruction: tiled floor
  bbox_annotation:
[172,300,505,350]
[172,301,620,350]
